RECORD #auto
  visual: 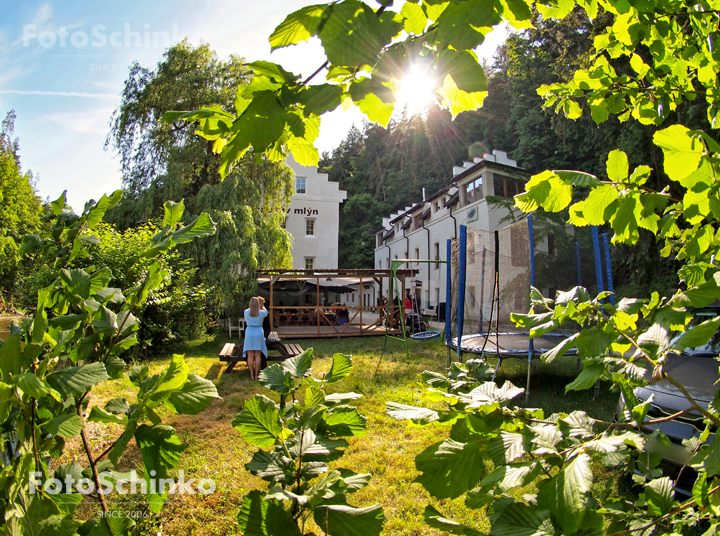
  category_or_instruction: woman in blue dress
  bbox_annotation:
[243,297,268,379]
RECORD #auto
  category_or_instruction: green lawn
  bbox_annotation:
[80,332,620,535]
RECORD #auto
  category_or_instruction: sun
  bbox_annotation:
[394,66,438,116]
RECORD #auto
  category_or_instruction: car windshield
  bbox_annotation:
[680,308,720,357]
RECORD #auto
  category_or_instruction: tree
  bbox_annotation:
[107,41,294,309]
[172,0,720,534]
[0,111,43,307]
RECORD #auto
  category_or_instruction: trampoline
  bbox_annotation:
[448,332,576,357]
[445,216,613,392]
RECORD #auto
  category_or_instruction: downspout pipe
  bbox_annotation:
[403,223,410,301]
[422,216,430,308]
[384,238,391,299]
[449,202,457,239]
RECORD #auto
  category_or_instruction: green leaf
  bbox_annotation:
[84,190,122,229]
[314,504,385,536]
[554,170,602,187]
[385,402,440,424]
[162,199,184,228]
[91,305,118,335]
[232,394,286,449]
[644,477,675,516]
[583,184,619,226]
[515,171,573,213]
[565,362,605,392]
[401,1,428,34]
[259,364,295,394]
[164,374,219,415]
[281,348,314,378]
[415,439,486,499]
[673,316,720,351]
[299,84,344,116]
[541,333,578,363]
[325,353,353,382]
[574,328,611,358]
[704,432,720,477]
[436,0,500,50]
[46,362,110,398]
[0,381,15,424]
[490,502,555,536]
[245,450,295,483]
[269,4,328,51]
[319,406,367,437]
[45,414,84,438]
[319,0,389,67]
[481,462,542,493]
[653,125,703,181]
[145,354,189,404]
[487,432,527,465]
[15,373,61,401]
[134,424,185,513]
[606,150,629,182]
[537,453,592,534]
[237,490,303,536]
[423,505,484,535]
[440,49,487,94]
[88,406,127,425]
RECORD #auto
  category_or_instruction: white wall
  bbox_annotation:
[286,155,347,269]
[373,151,531,310]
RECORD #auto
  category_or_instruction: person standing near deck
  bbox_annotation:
[243,297,268,380]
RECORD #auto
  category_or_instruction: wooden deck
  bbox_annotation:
[276,324,398,338]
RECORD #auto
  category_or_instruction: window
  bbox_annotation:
[465,177,483,204]
[415,248,420,266]
[305,257,314,269]
[434,242,440,269]
[296,177,307,194]
[433,201,439,212]
[305,219,315,236]
[378,260,382,269]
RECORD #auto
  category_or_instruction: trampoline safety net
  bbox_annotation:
[450,219,603,342]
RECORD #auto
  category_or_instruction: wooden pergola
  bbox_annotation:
[256,268,419,338]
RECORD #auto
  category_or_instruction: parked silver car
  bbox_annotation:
[617,307,720,495]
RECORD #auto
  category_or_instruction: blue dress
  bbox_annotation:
[243,309,268,359]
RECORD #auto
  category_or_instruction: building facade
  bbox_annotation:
[285,155,347,270]
[373,150,551,312]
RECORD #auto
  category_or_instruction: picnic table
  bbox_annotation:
[218,335,305,375]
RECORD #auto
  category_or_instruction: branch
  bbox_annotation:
[662,371,720,428]
[606,483,720,536]
[77,393,109,513]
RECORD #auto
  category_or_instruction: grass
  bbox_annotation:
[76,331,620,535]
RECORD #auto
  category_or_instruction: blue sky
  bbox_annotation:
[0,1,508,210]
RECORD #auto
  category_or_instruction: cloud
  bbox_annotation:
[0,89,120,100]
[32,4,54,26]
[44,107,115,135]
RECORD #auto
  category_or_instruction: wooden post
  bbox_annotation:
[316,276,320,337]
[359,274,363,335]
[270,277,274,332]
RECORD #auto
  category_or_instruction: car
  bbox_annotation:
[616,306,720,496]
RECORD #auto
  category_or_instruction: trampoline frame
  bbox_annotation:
[445,216,613,394]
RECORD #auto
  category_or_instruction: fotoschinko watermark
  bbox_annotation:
[22,23,181,49]
[29,469,215,496]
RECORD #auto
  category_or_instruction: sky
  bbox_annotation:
[0,1,510,211]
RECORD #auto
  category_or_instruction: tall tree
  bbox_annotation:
[0,110,43,307]
[107,41,294,307]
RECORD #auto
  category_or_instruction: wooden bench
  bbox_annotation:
[218,342,305,375]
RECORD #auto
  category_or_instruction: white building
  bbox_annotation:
[285,155,347,270]
[373,150,545,312]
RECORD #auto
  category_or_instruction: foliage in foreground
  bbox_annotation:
[165,0,720,534]
[0,193,219,534]
[232,350,384,536]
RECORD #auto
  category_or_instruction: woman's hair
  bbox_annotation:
[249,297,260,317]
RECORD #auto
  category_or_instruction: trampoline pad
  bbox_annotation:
[449,332,576,357]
